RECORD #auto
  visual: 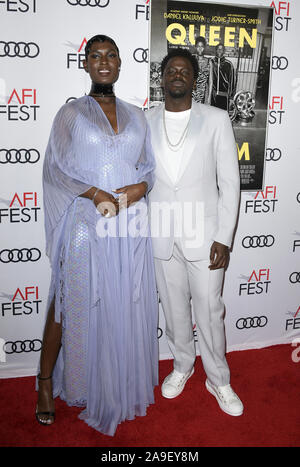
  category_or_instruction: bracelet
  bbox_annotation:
[92,188,100,203]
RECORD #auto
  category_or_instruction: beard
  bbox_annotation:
[167,87,189,99]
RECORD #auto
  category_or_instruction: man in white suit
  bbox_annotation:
[146,48,243,416]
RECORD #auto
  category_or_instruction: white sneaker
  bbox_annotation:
[205,379,244,416]
[162,368,194,399]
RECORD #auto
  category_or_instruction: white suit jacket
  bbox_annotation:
[145,102,240,261]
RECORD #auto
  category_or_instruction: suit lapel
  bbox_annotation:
[176,102,203,183]
[150,105,174,186]
[149,103,204,186]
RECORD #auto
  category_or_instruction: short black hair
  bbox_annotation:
[161,48,199,80]
[195,36,206,47]
[85,35,120,60]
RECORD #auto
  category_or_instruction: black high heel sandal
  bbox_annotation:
[35,374,55,426]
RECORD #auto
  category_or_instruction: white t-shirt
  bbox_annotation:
[162,109,191,183]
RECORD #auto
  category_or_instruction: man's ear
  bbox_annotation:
[83,60,89,73]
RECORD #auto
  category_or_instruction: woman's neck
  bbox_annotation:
[89,83,115,98]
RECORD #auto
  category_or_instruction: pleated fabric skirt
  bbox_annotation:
[50,198,159,436]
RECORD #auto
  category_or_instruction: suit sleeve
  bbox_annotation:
[214,111,240,248]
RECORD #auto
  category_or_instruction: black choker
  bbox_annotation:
[89,83,115,98]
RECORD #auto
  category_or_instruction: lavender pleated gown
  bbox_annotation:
[41,96,158,436]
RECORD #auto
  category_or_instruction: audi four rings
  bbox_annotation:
[266,148,282,161]
[242,235,275,248]
[272,56,289,70]
[0,41,39,58]
[4,340,42,354]
[0,149,40,164]
[289,272,300,283]
[67,0,110,6]
[236,316,268,329]
[0,248,41,263]
[133,48,148,63]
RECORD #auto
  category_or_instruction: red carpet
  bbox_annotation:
[0,344,299,447]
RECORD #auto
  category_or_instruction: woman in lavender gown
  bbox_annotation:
[35,35,158,436]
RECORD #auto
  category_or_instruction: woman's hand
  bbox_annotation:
[113,182,147,209]
[94,189,119,217]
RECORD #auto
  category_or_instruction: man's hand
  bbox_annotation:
[209,241,229,270]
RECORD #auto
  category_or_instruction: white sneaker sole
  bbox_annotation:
[162,367,195,399]
[205,379,244,417]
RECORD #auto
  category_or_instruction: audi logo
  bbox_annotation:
[0,149,40,164]
[236,316,268,330]
[272,56,289,71]
[0,41,39,58]
[4,339,42,354]
[133,48,148,63]
[66,0,110,6]
[297,193,300,204]
[0,248,41,263]
[242,235,275,248]
[289,272,300,284]
[266,148,282,161]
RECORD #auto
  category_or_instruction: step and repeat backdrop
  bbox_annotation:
[0,0,299,377]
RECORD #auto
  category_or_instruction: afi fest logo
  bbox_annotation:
[1,286,42,317]
[292,232,300,253]
[0,88,39,121]
[286,306,300,333]
[0,0,37,13]
[66,37,87,69]
[269,96,285,125]
[244,186,278,214]
[239,269,271,296]
[270,1,292,32]
[135,1,150,20]
[0,192,40,224]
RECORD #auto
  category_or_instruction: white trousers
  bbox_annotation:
[155,241,230,387]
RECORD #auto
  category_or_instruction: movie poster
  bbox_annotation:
[149,0,274,190]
